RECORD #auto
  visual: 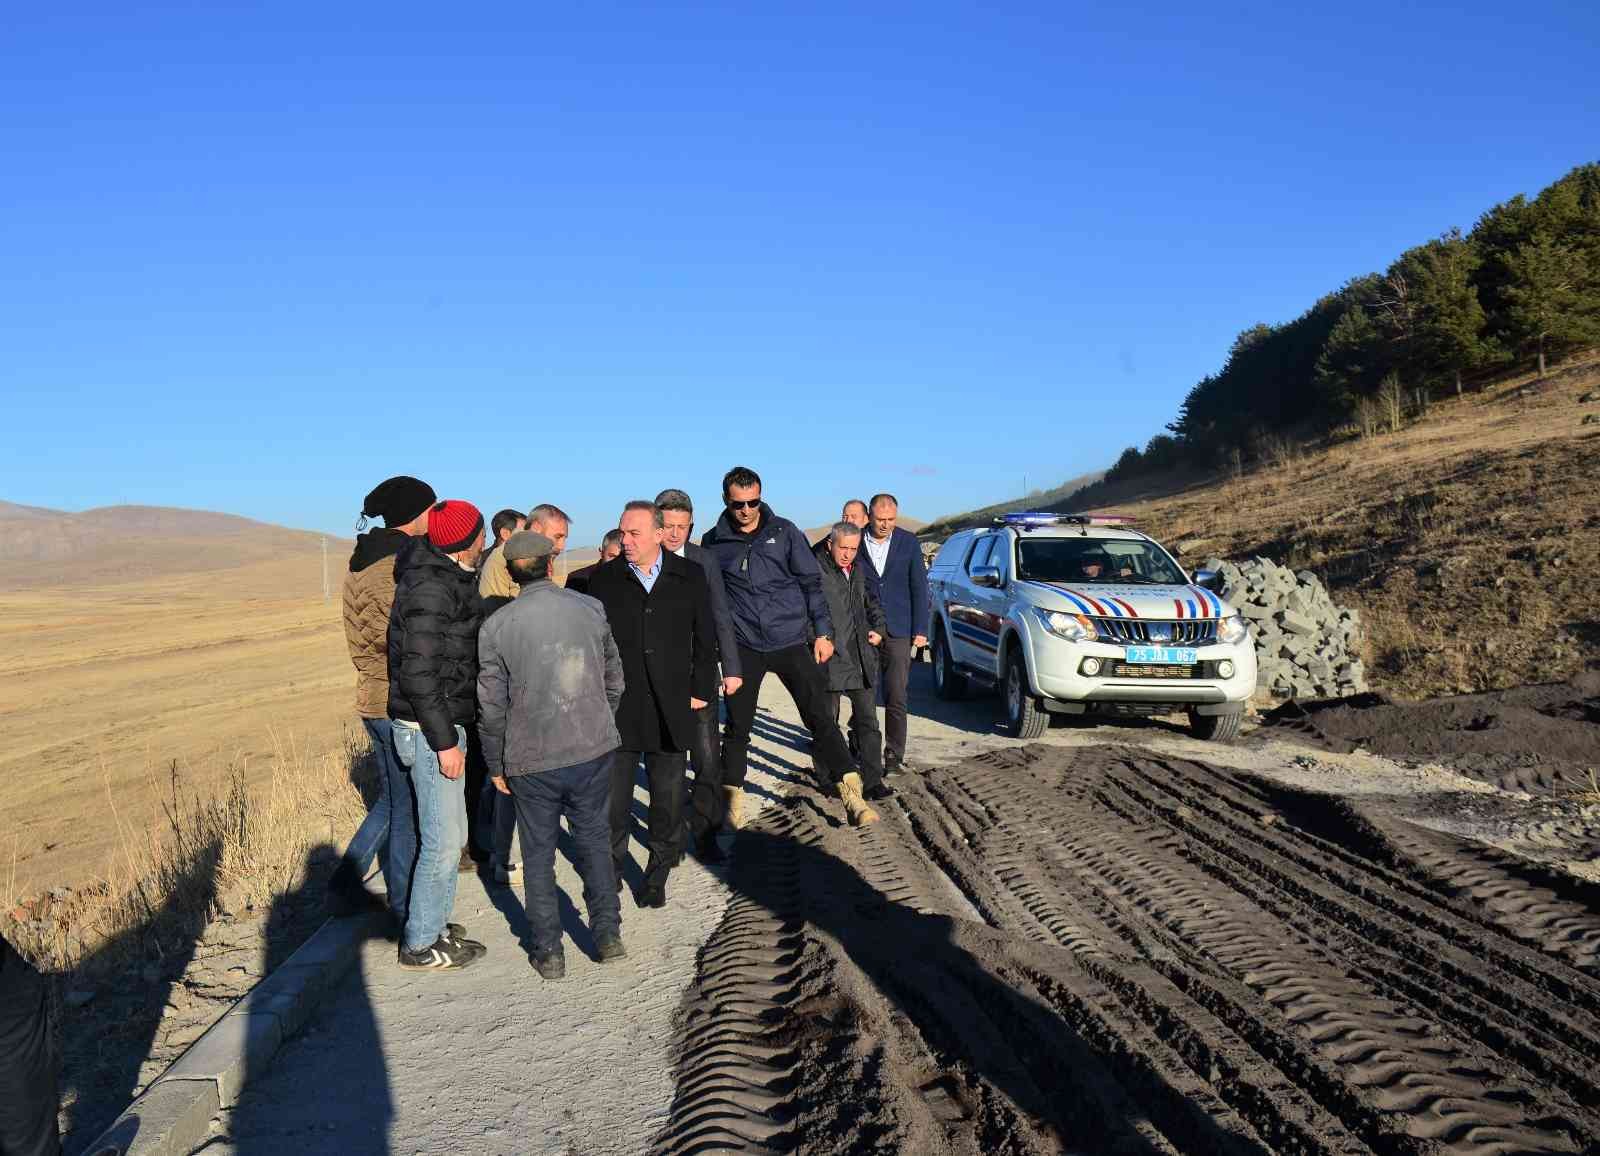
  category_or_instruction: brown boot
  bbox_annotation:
[723,785,745,831]
[839,773,880,827]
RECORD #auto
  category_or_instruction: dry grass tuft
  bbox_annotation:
[4,729,370,975]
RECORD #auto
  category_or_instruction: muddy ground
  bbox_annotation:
[656,718,1600,1154]
[1259,674,1600,796]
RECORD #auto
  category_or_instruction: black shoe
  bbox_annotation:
[398,935,485,971]
[613,865,625,894]
[864,781,895,802]
[531,948,566,980]
[884,760,904,777]
[595,931,628,962]
[637,882,668,908]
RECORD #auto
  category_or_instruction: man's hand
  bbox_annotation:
[814,637,835,664]
[912,634,928,650]
[867,631,883,646]
[491,774,511,795]
[689,696,708,711]
[721,675,743,697]
[438,744,465,780]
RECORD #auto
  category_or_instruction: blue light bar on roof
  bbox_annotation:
[996,511,1138,527]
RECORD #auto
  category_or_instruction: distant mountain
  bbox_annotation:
[918,470,1106,539]
[0,502,340,590]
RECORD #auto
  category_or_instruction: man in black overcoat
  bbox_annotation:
[588,500,719,908]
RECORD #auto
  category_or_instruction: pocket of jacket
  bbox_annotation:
[393,725,418,769]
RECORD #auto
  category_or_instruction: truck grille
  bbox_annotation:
[1109,662,1201,680]
[1095,619,1217,645]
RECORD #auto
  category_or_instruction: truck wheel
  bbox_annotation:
[1004,648,1048,739]
[1188,710,1242,741]
[933,629,968,700]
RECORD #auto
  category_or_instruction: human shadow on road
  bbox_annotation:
[55,815,221,1152]
[197,843,392,1155]
[701,817,1262,1154]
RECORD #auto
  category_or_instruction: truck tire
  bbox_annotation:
[932,628,968,700]
[1004,647,1048,739]
[1188,709,1242,741]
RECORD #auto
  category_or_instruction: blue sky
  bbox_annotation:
[3,1,1596,541]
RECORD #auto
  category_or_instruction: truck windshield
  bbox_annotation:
[1016,538,1187,585]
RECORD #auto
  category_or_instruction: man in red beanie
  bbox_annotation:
[388,499,489,970]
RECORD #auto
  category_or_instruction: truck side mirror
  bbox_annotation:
[970,565,1002,588]
[1191,568,1219,590]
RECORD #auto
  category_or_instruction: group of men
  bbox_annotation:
[333,468,929,980]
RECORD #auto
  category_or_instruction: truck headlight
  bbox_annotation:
[1217,614,1248,646]
[1036,608,1097,642]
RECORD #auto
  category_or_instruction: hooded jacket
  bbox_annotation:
[700,502,832,654]
[342,528,409,719]
[386,536,484,751]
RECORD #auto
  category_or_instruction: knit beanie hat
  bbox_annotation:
[427,500,484,554]
[361,475,436,527]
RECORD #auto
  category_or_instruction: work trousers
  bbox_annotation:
[507,753,621,956]
[609,749,687,888]
[877,636,913,768]
[821,687,884,789]
[685,704,726,843]
[722,643,854,790]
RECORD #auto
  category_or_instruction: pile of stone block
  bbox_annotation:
[1206,556,1368,700]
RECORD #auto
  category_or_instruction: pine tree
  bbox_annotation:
[1405,231,1492,395]
[1501,231,1600,376]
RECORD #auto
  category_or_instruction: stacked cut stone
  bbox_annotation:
[1206,556,1368,700]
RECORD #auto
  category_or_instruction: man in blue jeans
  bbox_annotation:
[478,531,626,980]
[388,499,489,971]
[329,474,434,919]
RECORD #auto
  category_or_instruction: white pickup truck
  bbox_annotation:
[926,513,1257,740]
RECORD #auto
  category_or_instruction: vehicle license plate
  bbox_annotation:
[1125,646,1198,665]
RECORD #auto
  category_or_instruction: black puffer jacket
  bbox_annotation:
[387,536,484,752]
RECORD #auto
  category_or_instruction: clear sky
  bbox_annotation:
[4,1,1596,541]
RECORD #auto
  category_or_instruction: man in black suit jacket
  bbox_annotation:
[656,487,743,863]
[588,500,719,907]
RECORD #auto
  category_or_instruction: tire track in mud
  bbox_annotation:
[660,747,1600,1155]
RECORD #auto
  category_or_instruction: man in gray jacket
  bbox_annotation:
[478,531,627,980]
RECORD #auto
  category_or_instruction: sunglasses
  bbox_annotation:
[726,498,761,510]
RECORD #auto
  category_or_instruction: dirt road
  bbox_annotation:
[188,668,1600,1156]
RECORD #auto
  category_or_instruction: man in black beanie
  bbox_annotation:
[329,475,436,920]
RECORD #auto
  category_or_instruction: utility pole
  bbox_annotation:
[321,536,329,602]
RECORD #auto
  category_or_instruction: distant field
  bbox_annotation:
[0,551,354,898]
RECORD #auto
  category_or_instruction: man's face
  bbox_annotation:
[1080,558,1104,579]
[458,527,487,569]
[869,500,897,540]
[619,509,663,565]
[600,539,622,562]
[842,503,868,530]
[661,509,693,553]
[829,533,860,570]
[531,517,569,556]
[726,483,762,531]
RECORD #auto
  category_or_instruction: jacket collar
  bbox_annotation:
[714,502,774,540]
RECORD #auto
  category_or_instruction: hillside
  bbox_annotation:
[0,502,338,590]
[932,361,1599,701]
[919,472,1103,539]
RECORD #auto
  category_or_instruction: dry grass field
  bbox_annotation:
[0,550,355,902]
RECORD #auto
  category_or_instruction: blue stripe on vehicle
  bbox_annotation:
[1186,599,1199,619]
[951,623,998,650]
[1199,586,1224,617]
[1055,588,1095,615]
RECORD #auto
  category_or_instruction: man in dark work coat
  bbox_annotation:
[588,500,719,909]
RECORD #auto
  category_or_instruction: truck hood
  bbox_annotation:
[1022,580,1231,621]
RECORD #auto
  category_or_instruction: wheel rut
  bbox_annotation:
[658,745,1600,1156]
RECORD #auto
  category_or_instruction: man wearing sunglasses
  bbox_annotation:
[701,465,858,827]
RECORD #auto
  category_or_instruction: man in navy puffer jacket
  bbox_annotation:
[700,466,857,826]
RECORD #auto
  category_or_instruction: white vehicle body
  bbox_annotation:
[926,515,1257,739]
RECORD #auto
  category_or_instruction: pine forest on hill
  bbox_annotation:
[1105,162,1600,484]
